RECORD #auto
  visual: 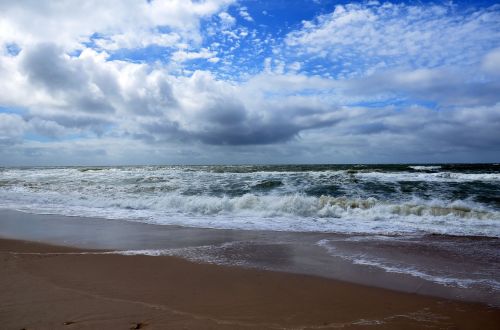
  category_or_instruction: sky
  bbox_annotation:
[0,0,499,165]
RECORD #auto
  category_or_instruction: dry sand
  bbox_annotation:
[0,238,499,329]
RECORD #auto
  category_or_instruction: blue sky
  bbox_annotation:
[0,0,499,165]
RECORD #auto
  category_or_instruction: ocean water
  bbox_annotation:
[0,164,498,236]
[0,164,499,303]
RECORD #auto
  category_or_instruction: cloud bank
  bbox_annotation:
[0,0,499,165]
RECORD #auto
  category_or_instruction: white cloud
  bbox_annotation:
[239,6,254,22]
[93,32,181,51]
[1,39,498,153]
[0,0,235,51]
[218,12,236,27]
[482,48,500,76]
[288,61,302,72]
[0,1,499,164]
[0,113,27,144]
[339,67,500,107]
[286,3,500,75]
[172,49,218,62]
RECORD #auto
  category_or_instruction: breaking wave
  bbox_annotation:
[0,165,498,236]
[408,165,442,171]
[0,189,498,236]
[317,239,500,292]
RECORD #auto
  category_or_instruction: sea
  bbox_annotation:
[1,164,499,304]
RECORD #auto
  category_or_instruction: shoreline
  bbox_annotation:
[1,237,499,329]
[1,208,499,307]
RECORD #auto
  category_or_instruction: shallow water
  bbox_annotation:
[0,164,499,305]
[0,209,499,307]
[0,164,499,236]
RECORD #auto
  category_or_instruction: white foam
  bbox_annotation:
[1,192,498,237]
[1,167,499,237]
[351,258,500,289]
[316,239,500,290]
[110,241,254,266]
[408,165,442,171]
[113,249,169,257]
[355,171,500,182]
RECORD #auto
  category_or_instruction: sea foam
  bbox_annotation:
[0,165,498,236]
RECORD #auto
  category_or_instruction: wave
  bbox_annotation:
[350,257,500,289]
[390,204,492,219]
[111,241,255,267]
[1,188,498,236]
[1,165,499,236]
[3,188,496,219]
[408,165,442,171]
[316,239,500,291]
[355,171,500,182]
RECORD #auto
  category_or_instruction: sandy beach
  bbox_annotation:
[1,237,499,329]
[1,0,500,327]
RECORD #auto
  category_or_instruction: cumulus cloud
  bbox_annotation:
[1,44,176,137]
[0,1,499,164]
[0,0,235,50]
[1,42,340,147]
[126,71,342,145]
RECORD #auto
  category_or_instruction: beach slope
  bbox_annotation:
[1,238,499,329]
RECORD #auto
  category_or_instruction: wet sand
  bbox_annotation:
[1,209,499,306]
[1,238,499,329]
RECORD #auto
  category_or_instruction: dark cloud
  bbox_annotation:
[21,43,86,91]
[7,43,500,161]
[194,123,299,145]
[20,43,116,115]
[201,99,247,126]
[419,107,500,150]
[135,97,342,145]
[27,113,112,137]
[137,120,188,143]
[345,68,500,107]
[330,105,500,159]
[74,96,114,114]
